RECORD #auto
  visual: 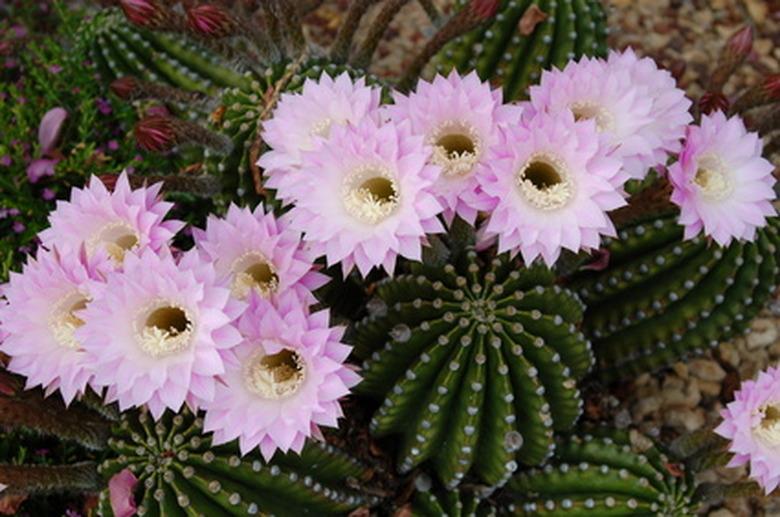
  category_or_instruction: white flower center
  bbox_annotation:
[88,221,139,263]
[693,154,733,201]
[49,292,89,350]
[570,101,616,133]
[343,164,400,225]
[754,403,780,448]
[515,153,574,211]
[243,347,306,399]
[310,117,334,139]
[429,121,483,177]
[135,302,194,358]
[229,251,279,300]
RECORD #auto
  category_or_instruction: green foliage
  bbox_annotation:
[506,430,702,515]
[570,213,780,380]
[352,225,593,488]
[0,3,166,280]
[96,408,382,516]
[435,0,609,100]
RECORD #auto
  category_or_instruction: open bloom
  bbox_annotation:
[386,71,521,224]
[283,118,444,277]
[478,111,626,266]
[530,50,692,180]
[0,247,110,404]
[77,249,243,419]
[668,111,776,246]
[716,366,780,494]
[193,203,328,306]
[203,292,360,461]
[259,72,382,205]
[606,48,693,177]
[39,172,183,265]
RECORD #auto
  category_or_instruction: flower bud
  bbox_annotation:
[186,4,237,39]
[726,25,753,61]
[110,76,141,100]
[699,91,730,115]
[470,0,500,21]
[135,116,177,152]
[119,0,168,29]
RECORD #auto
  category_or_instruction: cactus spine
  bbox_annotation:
[570,212,780,380]
[435,0,609,100]
[96,408,382,516]
[506,430,702,515]
[352,232,593,488]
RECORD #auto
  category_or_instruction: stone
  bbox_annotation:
[708,509,735,517]
[698,380,722,398]
[632,396,662,421]
[688,359,726,383]
[718,342,740,368]
[664,407,706,432]
[746,318,778,350]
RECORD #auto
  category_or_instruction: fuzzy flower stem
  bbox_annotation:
[609,178,676,228]
[731,75,780,114]
[111,76,210,106]
[269,0,306,56]
[133,174,222,196]
[330,0,379,63]
[259,2,287,60]
[398,1,498,92]
[0,462,101,498]
[351,0,412,69]
[0,386,111,450]
[747,105,780,136]
[709,25,753,93]
[135,116,233,155]
[417,0,443,25]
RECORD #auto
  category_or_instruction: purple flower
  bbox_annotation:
[42,188,55,201]
[26,158,58,183]
[11,26,27,39]
[108,140,120,152]
[12,221,25,234]
[0,156,11,167]
[8,209,20,217]
[48,64,62,74]
[108,469,138,517]
[38,107,68,156]
[96,98,112,116]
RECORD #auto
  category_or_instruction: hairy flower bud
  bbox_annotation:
[135,116,177,152]
[186,4,237,39]
[470,0,500,20]
[710,26,753,93]
[109,76,141,100]
[699,91,730,115]
[119,0,169,29]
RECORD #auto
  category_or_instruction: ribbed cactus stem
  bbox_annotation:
[749,104,780,137]
[398,2,497,91]
[0,388,110,451]
[0,462,101,497]
[351,0,412,69]
[330,0,379,63]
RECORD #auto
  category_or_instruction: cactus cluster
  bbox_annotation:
[352,231,593,487]
[571,209,780,380]
[436,0,609,100]
[506,430,702,515]
[96,407,380,516]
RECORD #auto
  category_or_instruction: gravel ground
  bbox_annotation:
[306,1,780,514]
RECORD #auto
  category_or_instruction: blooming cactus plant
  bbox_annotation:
[1,0,779,515]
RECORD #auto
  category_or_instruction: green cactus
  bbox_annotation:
[411,477,497,516]
[435,0,609,100]
[505,430,701,516]
[79,9,249,96]
[96,407,382,517]
[352,230,593,488]
[570,212,780,380]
